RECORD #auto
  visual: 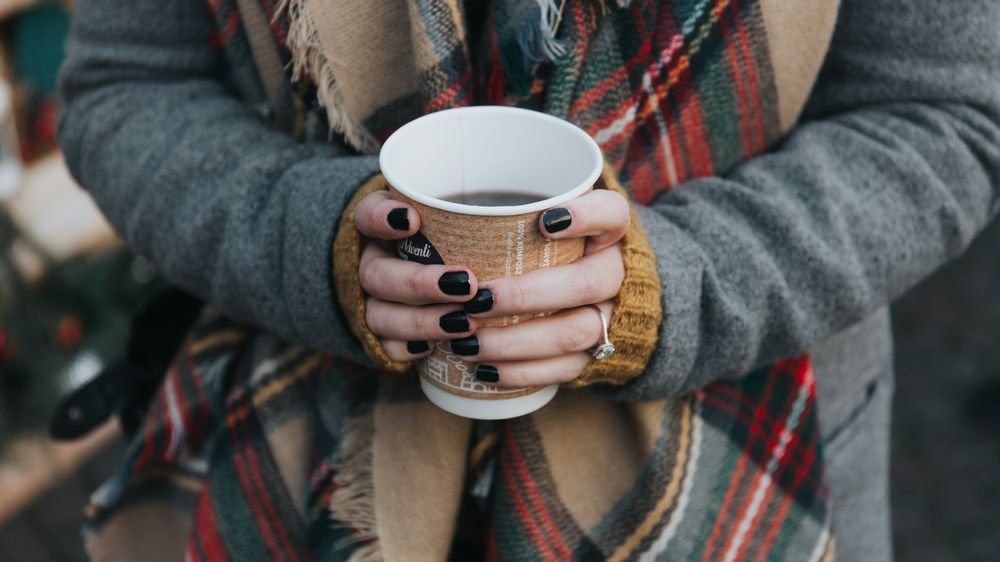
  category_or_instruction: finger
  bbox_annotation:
[365,298,476,341]
[472,353,592,388]
[360,243,477,304]
[355,190,421,240]
[381,339,434,362]
[467,245,623,318]
[447,302,613,362]
[539,189,630,252]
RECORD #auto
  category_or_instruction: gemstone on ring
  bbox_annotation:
[593,342,616,360]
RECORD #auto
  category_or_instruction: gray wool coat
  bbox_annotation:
[58,0,1000,559]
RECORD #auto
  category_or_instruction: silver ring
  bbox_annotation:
[590,305,616,360]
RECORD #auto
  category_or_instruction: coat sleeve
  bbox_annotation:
[58,0,381,362]
[595,0,1000,399]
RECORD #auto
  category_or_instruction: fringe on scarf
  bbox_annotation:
[280,0,580,149]
[328,410,382,562]
[279,0,381,154]
[523,0,568,65]
[499,0,570,96]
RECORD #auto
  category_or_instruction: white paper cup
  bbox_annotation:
[379,106,603,419]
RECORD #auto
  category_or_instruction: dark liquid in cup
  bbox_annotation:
[439,190,550,206]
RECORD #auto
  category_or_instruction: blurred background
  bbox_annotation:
[0,1,997,560]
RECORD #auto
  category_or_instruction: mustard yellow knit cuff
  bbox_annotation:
[566,164,664,388]
[332,174,410,373]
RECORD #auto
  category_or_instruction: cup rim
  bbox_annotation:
[379,106,603,217]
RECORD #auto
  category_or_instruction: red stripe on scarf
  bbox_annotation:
[424,67,473,113]
[698,389,823,492]
[500,444,561,560]
[729,442,810,562]
[708,361,815,562]
[701,364,823,490]
[621,119,666,202]
[243,406,313,561]
[584,93,636,140]
[748,421,820,562]
[185,344,213,446]
[675,73,715,178]
[502,424,575,560]
[590,41,699,176]
[568,3,652,120]
[709,384,798,444]
[228,411,296,562]
[485,524,501,562]
[729,364,818,562]
[697,368,788,562]
[191,485,233,562]
[647,0,687,186]
[719,2,754,159]
[485,25,506,105]
[570,1,594,73]
[732,7,766,153]
[629,147,660,203]
[569,66,629,120]
[743,435,818,562]
[725,364,814,561]
[242,421,309,562]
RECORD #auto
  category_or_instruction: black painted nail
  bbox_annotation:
[542,207,572,233]
[438,271,471,296]
[475,364,499,383]
[463,288,493,314]
[406,340,429,354]
[451,336,479,356]
[439,311,470,333]
[387,208,409,230]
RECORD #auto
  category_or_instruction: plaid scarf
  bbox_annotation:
[85,1,842,561]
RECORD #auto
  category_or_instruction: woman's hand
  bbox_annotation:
[354,188,630,386]
[452,189,628,387]
[354,190,481,361]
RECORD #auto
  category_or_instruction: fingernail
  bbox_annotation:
[542,208,572,233]
[438,271,471,296]
[463,288,493,314]
[451,336,479,356]
[387,208,409,230]
[475,364,499,383]
[439,311,470,333]
[406,341,429,354]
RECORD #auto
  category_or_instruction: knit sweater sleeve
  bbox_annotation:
[57,0,380,363]
[593,0,1000,400]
